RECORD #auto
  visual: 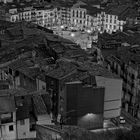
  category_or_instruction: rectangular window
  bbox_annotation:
[30,124,35,131]
[20,120,25,125]
[9,68,12,75]
[9,125,14,131]
[106,19,108,22]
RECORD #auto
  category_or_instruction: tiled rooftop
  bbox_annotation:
[0,88,48,97]
[46,58,120,80]
[43,124,89,134]
[105,5,129,17]
[33,95,48,115]
[0,88,50,119]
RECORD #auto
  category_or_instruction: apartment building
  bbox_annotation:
[2,3,57,28]
[58,3,72,25]
[99,5,127,33]
[1,1,131,35]
[70,4,100,31]
[105,45,140,118]
[18,7,32,22]
[43,6,57,27]
[71,6,86,29]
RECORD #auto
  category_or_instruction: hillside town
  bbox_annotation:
[0,0,140,140]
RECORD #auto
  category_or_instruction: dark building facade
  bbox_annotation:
[62,81,105,129]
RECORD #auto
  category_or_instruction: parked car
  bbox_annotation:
[119,116,126,124]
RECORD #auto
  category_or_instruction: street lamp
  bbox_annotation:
[70,33,75,37]
[60,25,64,29]
[87,29,92,33]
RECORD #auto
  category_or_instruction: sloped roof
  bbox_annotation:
[33,95,48,115]
[41,94,51,114]
[105,5,129,18]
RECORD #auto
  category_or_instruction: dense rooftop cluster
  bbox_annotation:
[0,20,117,81]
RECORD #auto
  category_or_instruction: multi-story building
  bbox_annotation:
[105,45,140,118]
[62,74,122,129]
[18,6,32,22]
[45,58,122,126]
[63,81,105,129]
[71,6,86,29]
[99,5,128,33]
[1,1,130,35]
[58,3,72,25]
[43,6,57,27]
[70,3,102,31]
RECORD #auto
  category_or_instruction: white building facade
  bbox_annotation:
[95,76,123,119]
[99,11,126,34]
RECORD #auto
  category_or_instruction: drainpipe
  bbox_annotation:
[0,115,2,140]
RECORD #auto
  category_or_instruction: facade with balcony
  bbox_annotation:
[106,55,140,118]
[99,11,126,34]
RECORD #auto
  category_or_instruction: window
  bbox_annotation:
[83,12,86,18]
[80,11,82,18]
[23,75,26,86]
[30,124,35,131]
[20,120,25,125]
[76,10,78,17]
[9,68,12,75]
[106,18,108,22]
[9,125,13,131]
